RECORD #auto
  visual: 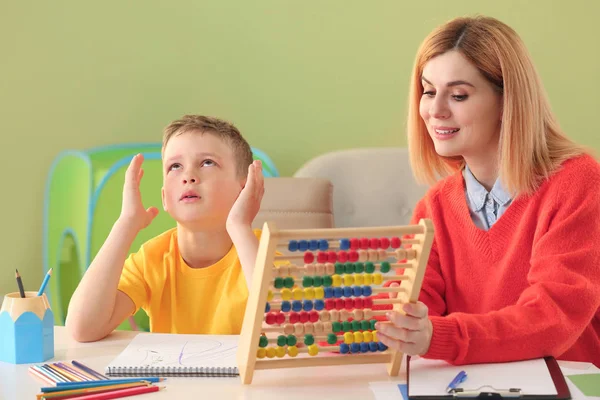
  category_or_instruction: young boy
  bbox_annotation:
[66,115,264,342]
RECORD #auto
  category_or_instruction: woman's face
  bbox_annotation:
[419,50,503,165]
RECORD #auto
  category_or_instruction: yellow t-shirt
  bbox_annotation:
[118,228,260,334]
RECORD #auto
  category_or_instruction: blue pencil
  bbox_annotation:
[42,378,163,392]
[37,268,53,296]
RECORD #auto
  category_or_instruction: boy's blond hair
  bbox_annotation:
[162,115,254,178]
[407,15,588,195]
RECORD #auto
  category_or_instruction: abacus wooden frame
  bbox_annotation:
[237,219,434,384]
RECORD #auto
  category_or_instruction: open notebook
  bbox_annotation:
[105,332,239,377]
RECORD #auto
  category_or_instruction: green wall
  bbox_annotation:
[1,0,599,297]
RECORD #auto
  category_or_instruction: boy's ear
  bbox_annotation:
[161,187,168,211]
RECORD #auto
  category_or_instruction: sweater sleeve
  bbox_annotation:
[424,163,600,364]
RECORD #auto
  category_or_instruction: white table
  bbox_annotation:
[0,326,406,399]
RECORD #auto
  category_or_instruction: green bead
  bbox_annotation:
[344,262,354,274]
[335,262,345,275]
[313,276,323,287]
[351,320,361,331]
[287,335,297,346]
[277,335,287,347]
[259,335,268,348]
[342,321,352,332]
[365,262,375,273]
[380,261,391,273]
[322,276,333,287]
[274,277,284,289]
[370,319,377,330]
[304,334,315,345]
[354,262,365,273]
[302,276,314,288]
[361,320,370,330]
[332,321,342,332]
[284,277,295,288]
[327,333,338,344]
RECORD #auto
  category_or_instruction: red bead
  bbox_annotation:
[335,299,344,310]
[350,238,360,250]
[369,238,379,249]
[390,237,401,248]
[289,312,299,324]
[344,298,354,310]
[363,297,373,308]
[309,311,319,322]
[304,252,315,264]
[360,238,369,249]
[348,250,359,262]
[265,313,276,325]
[338,251,348,263]
[354,298,364,309]
[276,312,286,324]
[379,237,390,249]
[299,311,309,323]
[327,251,337,263]
[325,299,335,310]
[317,251,328,263]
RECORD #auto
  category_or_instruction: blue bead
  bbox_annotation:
[369,342,378,352]
[318,239,329,251]
[339,239,350,250]
[343,286,353,297]
[360,343,369,353]
[303,300,313,311]
[324,287,334,298]
[314,299,325,311]
[265,303,270,312]
[298,240,309,251]
[339,343,350,354]
[362,285,373,296]
[309,240,319,251]
[281,301,291,312]
[352,286,362,296]
[292,301,303,312]
[333,287,343,298]
[351,343,360,353]
[378,342,388,351]
[288,240,298,252]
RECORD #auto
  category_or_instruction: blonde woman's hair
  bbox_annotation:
[407,15,588,195]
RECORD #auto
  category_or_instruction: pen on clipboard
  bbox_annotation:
[446,370,468,393]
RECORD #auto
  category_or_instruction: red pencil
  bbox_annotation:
[56,385,162,399]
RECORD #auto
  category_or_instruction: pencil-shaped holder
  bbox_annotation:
[0,291,54,364]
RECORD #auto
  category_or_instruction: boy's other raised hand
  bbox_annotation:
[227,160,265,230]
[120,153,159,231]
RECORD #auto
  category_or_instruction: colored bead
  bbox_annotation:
[314,299,325,311]
[325,263,336,275]
[344,298,353,310]
[315,264,325,275]
[298,240,309,251]
[324,287,334,298]
[362,286,373,296]
[317,251,328,263]
[360,342,369,353]
[363,331,373,342]
[277,335,287,346]
[304,322,314,334]
[265,303,270,313]
[361,320,371,330]
[257,348,266,358]
[339,251,349,263]
[396,248,407,260]
[265,313,276,325]
[332,274,342,287]
[314,287,325,299]
[289,312,299,324]
[369,238,379,249]
[308,344,319,356]
[371,320,377,330]
[283,323,294,335]
[309,311,319,322]
[351,343,361,353]
[369,342,378,352]
[354,297,364,309]
[299,311,309,323]
[304,334,315,345]
[351,320,361,331]
[406,249,417,260]
[313,276,323,287]
[331,310,341,322]
[342,321,352,332]
[327,251,337,263]
[266,347,276,358]
[327,333,338,344]
[322,276,333,287]
[293,288,303,300]
[305,264,316,275]
[344,262,354,274]
[274,277,284,289]
[325,299,335,310]
[281,288,292,301]
[267,290,274,301]
[350,286,361,297]
[319,239,329,251]
[390,237,401,249]
[347,250,358,262]
[304,252,315,264]
[281,301,291,313]
[294,323,304,335]
[303,300,314,311]
[335,298,344,310]
[343,274,354,286]
[364,274,373,285]
[339,343,350,354]
[350,238,360,250]
[302,276,313,288]
[363,309,373,319]
[368,249,379,261]
[373,273,383,285]
[354,262,365,273]
[333,287,343,298]
[313,321,324,333]
[380,237,390,249]
[323,321,333,332]
[343,332,354,344]
[276,313,286,325]
[292,300,303,312]
[305,288,316,300]
[358,250,368,262]
[378,249,388,261]
[320,310,331,322]
[339,238,350,250]
[288,240,298,252]
[380,261,391,273]
[359,237,369,249]
[365,262,375,273]
[309,240,319,251]
[288,346,299,357]
[332,321,342,332]
[284,277,295,288]
[344,286,354,297]
[335,262,345,275]
[287,335,297,346]
[378,342,388,351]
[354,332,364,343]
[354,274,364,285]
[364,297,374,308]
[259,335,269,347]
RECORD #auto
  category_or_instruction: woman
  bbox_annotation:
[375,15,600,367]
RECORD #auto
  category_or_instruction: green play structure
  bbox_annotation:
[43,143,278,331]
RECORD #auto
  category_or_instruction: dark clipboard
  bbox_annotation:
[407,356,571,400]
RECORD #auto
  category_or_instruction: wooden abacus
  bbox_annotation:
[237,219,434,384]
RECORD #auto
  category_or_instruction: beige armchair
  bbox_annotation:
[293,148,428,227]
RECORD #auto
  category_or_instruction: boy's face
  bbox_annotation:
[161,131,245,229]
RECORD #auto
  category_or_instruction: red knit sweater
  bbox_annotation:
[391,155,600,367]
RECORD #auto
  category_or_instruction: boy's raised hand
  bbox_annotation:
[120,154,159,231]
[227,160,265,229]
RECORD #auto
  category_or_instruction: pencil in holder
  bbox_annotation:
[0,291,54,364]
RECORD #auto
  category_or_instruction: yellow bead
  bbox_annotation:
[276,346,286,358]
[287,346,299,357]
[343,275,354,286]
[267,290,274,301]
[343,332,354,344]
[373,273,383,285]
[363,331,373,343]
[304,288,315,300]
[354,332,364,343]
[314,287,325,299]
[354,274,364,285]
[363,274,373,285]
[293,288,303,300]
[332,274,342,287]
[266,347,276,358]
[281,288,292,301]
[372,331,378,342]
[257,348,266,359]
[308,344,319,356]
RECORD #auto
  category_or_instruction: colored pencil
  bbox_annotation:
[71,360,109,380]
[37,268,53,296]
[40,365,69,383]
[29,366,56,386]
[37,382,151,399]
[55,362,93,381]
[44,385,162,399]
[66,363,102,381]
[46,364,77,382]
[15,269,25,298]
[47,379,159,392]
